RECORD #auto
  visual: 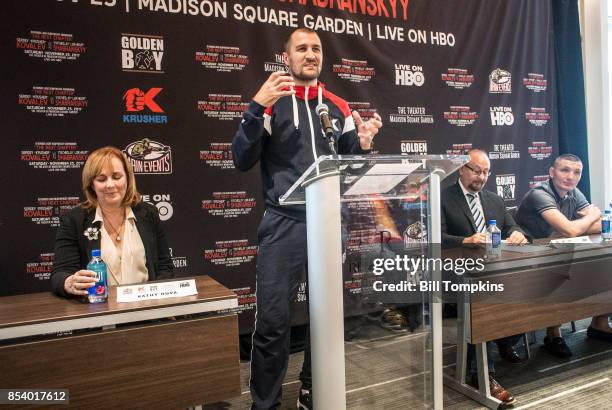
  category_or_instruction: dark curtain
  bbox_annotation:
[552,0,591,199]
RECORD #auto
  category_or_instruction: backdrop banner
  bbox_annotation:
[0,0,558,333]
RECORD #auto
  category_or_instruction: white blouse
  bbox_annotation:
[94,207,148,286]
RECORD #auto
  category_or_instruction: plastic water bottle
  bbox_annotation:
[87,249,108,303]
[602,210,611,241]
[486,220,502,257]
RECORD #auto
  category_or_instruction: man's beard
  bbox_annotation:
[469,181,484,192]
[290,67,320,82]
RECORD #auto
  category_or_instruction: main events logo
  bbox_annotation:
[489,68,511,93]
[122,87,167,123]
[123,139,172,174]
[121,34,164,73]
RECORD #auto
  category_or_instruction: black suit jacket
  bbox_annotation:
[441,182,523,248]
[51,202,174,296]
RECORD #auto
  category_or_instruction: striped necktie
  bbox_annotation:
[467,193,486,233]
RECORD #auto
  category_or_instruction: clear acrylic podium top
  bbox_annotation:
[279,154,469,205]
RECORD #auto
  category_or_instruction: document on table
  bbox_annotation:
[500,242,551,253]
[549,236,592,244]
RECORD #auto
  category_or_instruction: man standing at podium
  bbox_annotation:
[232,27,382,409]
[441,149,527,406]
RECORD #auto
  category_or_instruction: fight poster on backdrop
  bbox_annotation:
[0,0,557,333]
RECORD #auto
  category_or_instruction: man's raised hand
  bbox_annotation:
[253,71,295,107]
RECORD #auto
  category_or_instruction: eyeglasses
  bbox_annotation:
[464,163,491,177]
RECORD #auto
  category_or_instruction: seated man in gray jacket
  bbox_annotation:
[516,153,609,358]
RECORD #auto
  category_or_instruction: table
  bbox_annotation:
[444,236,612,408]
[0,275,240,409]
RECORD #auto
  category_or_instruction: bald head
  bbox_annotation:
[458,149,491,193]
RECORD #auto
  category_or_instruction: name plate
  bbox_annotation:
[117,279,198,303]
[550,236,592,244]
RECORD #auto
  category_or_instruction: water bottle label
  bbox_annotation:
[492,232,501,247]
[86,263,108,302]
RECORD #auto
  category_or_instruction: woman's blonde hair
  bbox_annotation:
[81,146,141,210]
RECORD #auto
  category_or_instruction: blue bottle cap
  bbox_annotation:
[605,210,611,214]
[488,220,496,225]
[92,249,101,257]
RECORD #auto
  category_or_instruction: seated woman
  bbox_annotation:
[52,146,173,297]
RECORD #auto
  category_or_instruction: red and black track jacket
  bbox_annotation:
[232,82,369,221]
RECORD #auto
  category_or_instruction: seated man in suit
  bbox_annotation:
[516,153,610,357]
[441,149,528,406]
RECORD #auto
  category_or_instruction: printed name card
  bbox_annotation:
[549,236,592,244]
[117,279,197,303]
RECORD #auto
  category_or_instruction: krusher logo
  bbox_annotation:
[142,193,173,221]
[400,140,428,155]
[121,34,164,73]
[123,139,172,174]
[496,174,516,201]
[122,87,167,124]
[490,106,514,126]
[489,68,511,93]
[395,64,425,86]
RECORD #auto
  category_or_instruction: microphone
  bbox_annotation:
[315,103,334,139]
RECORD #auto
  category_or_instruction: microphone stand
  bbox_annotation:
[326,133,337,155]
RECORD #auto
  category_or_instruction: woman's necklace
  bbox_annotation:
[101,208,125,242]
